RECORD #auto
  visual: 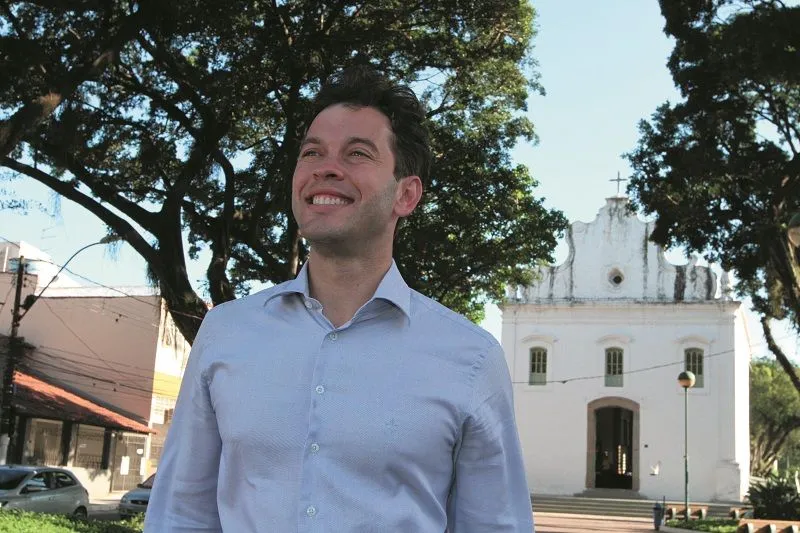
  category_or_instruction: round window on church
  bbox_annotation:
[608,268,624,286]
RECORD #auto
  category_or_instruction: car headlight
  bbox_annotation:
[120,496,130,503]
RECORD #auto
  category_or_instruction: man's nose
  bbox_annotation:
[312,159,344,180]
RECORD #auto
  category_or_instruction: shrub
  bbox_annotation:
[748,474,800,519]
[664,518,739,532]
[0,510,144,532]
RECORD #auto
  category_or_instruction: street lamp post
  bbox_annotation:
[0,234,123,464]
[678,370,696,521]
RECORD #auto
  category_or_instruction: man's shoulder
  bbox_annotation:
[408,290,499,350]
[203,281,296,323]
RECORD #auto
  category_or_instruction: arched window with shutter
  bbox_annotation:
[529,347,547,386]
[685,348,704,388]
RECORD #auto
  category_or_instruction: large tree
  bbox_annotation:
[751,358,800,476]
[1,1,567,343]
[626,0,800,390]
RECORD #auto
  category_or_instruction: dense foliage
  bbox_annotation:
[748,474,800,520]
[626,0,800,388]
[1,0,567,342]
[751,358,800,476]
[0,510,143,532]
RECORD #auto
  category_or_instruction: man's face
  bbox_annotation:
[291,104,420,251]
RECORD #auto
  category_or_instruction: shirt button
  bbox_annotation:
[310,443,320,453]
[304,300,313,309]
[306,505,316,517]
[315,385,325,394]
[329,332,338,340]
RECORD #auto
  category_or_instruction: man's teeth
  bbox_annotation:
[312,195,349,205]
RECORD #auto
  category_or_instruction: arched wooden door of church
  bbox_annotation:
[586,398,640,492]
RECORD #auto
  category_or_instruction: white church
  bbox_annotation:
[501,196,751,502]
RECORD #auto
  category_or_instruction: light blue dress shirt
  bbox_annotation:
[144,261,534,532]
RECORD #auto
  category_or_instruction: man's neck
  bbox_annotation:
[306,249,393,328]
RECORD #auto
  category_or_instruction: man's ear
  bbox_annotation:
[394,175,423,217]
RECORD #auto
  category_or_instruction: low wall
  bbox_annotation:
[737,519,800,532]
[68,467,115,500]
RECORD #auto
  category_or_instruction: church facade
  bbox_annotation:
[502,197,751,502]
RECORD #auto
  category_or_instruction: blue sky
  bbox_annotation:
[2,1,797,359]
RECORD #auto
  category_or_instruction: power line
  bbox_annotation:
[45,299,160,332]
[19,358,180,398]
[512,333,796,386]
[35,350,156,383]
[44,261,204,322]
[41,299,119,374]
[23,354,178,396]
[38,345,177,375]
[18,363,164,403]
[4,235,798,390]
[0,234,206,322]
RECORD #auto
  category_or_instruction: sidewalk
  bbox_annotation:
[535,512,656,532]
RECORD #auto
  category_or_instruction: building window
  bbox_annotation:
[529,347,547,385]
[685,348,704,388]
[151,395,177,425]
[605,348,624,387]
[24,419,63,466]
[74,425,105,470]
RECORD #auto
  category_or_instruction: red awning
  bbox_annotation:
[13,371,153,434]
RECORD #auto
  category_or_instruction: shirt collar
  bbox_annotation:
[265,260,412,320]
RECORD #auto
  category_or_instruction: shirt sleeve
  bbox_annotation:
[144,314,223,532]
[447,343,535,532]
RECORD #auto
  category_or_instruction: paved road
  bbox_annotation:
[535,512,656,532]
[88,502,123,521]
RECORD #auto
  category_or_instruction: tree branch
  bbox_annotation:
[0,7,146,158]
[1,156,158,265]
[36,140,160,233]
[761,316,800,396]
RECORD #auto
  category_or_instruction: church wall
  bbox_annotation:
[520,198,717,304]
[504,300,747,502]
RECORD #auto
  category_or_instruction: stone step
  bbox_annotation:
[531,495,734,519]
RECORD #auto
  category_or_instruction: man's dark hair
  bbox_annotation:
[310,66,431,185]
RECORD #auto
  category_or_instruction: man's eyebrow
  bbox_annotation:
[298,136,380,153]
[300,136,321,147]
[346,137,380,153]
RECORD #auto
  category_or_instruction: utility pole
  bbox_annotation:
[0,256,25,465]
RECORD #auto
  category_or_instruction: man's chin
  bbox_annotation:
[302,228,347,245]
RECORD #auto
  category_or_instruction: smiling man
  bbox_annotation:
[144,66,534,532]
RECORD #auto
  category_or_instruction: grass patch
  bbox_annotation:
[0,510,143,532]
[664,518,739,532]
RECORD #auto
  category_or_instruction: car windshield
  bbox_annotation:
[140,474,155,489]
[0,470,28,490]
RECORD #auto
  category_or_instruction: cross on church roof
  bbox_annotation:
[610,171,628,196]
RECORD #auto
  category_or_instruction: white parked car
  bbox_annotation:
[119,473,154,518]
[0,465,90,518]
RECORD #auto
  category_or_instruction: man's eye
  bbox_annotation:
[350,150,369,157]
[300,149,318,157]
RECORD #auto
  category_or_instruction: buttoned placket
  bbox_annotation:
[295,296,392,530]
[297,296,347,531]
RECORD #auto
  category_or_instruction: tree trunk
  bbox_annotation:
[761,317,800,397]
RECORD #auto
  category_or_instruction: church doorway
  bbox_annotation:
[586,397,640,492]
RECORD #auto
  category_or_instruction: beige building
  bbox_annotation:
[0,241,191,497]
